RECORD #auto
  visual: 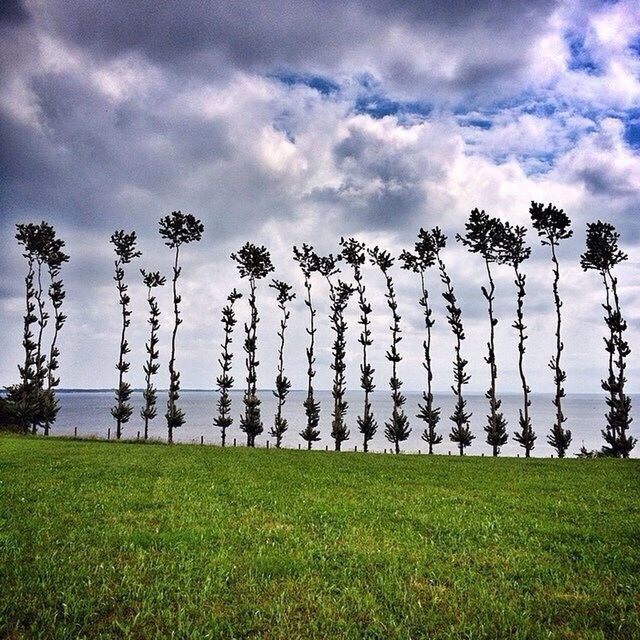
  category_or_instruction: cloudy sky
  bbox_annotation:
[1,0,639,397]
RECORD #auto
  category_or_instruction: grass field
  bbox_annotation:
[0,435,638,639]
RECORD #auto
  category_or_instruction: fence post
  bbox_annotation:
[233,438,236,447]
[325,444,328,451]
[200,435,204,445]
[448,450,451,456]
[137,431,140,441]
[74,427,77,438]
[267,441,270,449]
[354,445,357,452]
[107,428,111,440]
[418,449,421,455]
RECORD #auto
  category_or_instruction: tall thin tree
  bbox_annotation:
[500,223,535,456]
[581,221,635,458]
[340,237,377,451]
[293,244,321,450]
[269,280,295,448]
[530,201,572,458]
[41,234,69,435]
[231,243,274,447]
[159,211,204,444]
[140,270,166,440]
[110,230,142,440]
[214,289,242,447]
[400,229,442,454]
[318,254,354,451]
[457,209,508,456]
[431,228,474,455]
[369,246,410,454]
[6,224,40,433]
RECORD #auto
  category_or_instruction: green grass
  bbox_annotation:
[0,435,638,639]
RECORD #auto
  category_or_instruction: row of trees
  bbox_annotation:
[4,204,635,458]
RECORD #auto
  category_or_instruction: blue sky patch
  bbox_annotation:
[272,72,340,96]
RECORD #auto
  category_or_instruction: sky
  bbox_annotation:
[1,0,639,396]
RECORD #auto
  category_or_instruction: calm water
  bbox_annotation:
[50,390,638,457]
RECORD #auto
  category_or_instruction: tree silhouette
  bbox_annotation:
[293,244,322,450]
[231,242,274,447]
[6,224,43,433]
[500,223,535,456]
[140,270,166,440]
[110,230,141,439]
[429,228,474,455]
[340,237,377,451]
[457,209,508,456]
[369,246,410,453]
[318,254,354,451]
[214,288,242,447]
[159,211,204,443]
[581,221,635,458]
[400,229,442,454]
[6,223,68,435]
[41,234,69,435]
[530,201,572,458]
[269,280,295,448]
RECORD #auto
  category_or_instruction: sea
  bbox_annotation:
[47,390,638,458]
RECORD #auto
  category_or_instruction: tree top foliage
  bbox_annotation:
[227,288,242,304]
[368,245,394,271]
[159,211,204,248]
[231,242,274,280]
[316,253,340,278]
[292,243,321,277]
[530,201,573,245]
[399,226,444,273]
[580,221,628,272]
[270,279,296,305]
[339,237,366,267]
[499,222,531,268]
[16,221,69,268]
[140,270,166,288]
[110,230,142,264]
[456,208,504,261]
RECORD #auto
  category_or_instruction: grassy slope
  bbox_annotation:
[0,435,638,639]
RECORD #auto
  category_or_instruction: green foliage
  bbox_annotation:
[369,246,410,454]
[159,211,204,442]
[530,201,572,458]
[400,228,441,454]
[2,436,639,639]
[140,270,166,440]
[232,242,274,446]
[581,221,635,458]
[110,230,142,439]
[269,280,295,448]
[340,237,377,451]
[293,244,322,449]
[500,223,536,456]
[214,289,242,447]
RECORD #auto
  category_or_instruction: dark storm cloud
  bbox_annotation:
[0,0,30,25]
[33,0,558,101]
